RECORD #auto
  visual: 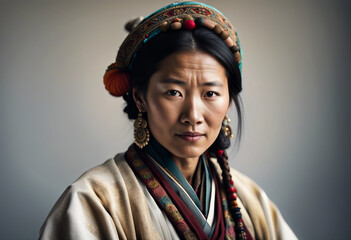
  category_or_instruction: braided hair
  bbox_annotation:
[122,25,246,239]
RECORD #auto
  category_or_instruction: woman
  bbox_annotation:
[39,2,297,239]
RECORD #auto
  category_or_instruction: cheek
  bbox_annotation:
[207,100,230,127]
[207,113,225,131]
[147,97,178,126]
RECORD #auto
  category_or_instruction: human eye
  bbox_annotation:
[165,89,182,97]
[204,91,219,98]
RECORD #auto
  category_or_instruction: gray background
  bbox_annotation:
[1,0,350,239]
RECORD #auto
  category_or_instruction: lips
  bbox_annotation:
[176,132,204,142]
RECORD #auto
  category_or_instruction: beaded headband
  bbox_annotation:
[104,1,242,97]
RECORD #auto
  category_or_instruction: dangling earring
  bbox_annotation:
[222,116,234,139]
[134,111,150,148]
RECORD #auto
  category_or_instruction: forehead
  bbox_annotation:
[157,51,226,77]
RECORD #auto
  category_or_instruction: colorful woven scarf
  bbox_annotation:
[124,144,254,240]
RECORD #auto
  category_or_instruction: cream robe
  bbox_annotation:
[39,153,297,240]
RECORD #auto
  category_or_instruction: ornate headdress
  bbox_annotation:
[103,1,242,97]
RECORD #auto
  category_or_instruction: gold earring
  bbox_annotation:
[222,116,234,139]
[134,111,150,148]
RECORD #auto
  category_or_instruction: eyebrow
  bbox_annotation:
[160,78,186,85]
[202,81,223,87]
[160,78,223,86]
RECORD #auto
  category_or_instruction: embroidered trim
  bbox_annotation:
[116,4,240,69]
[125,145,198,240]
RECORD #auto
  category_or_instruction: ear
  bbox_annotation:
[132,88,147,112]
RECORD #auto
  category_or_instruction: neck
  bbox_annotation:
[172,155,200,183]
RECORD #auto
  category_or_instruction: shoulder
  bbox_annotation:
[75,153,130,182]
[208,157,265,202]
[210,158,297,240]
[229,167,267,206]
[40,153,158,239]
[71,153,133,190]
[232,168,298,239]
[42,152,136,219]
[64,153,144,209]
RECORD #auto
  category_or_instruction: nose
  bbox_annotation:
[180,96,204,126]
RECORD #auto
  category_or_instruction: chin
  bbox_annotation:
[171,145,207,159]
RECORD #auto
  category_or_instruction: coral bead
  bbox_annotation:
[184,20,195,30]
[217,150,224,157]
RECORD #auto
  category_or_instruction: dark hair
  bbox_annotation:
[123,27,243,149]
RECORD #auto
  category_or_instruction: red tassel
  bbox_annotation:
[103,63,130,97]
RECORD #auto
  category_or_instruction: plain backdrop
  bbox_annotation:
[1,0,350,239]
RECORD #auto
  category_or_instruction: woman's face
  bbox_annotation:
[134,50,230,162]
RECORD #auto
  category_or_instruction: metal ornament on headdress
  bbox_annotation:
[103,1,242,97]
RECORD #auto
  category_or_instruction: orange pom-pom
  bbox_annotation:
[103,63,130,97]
